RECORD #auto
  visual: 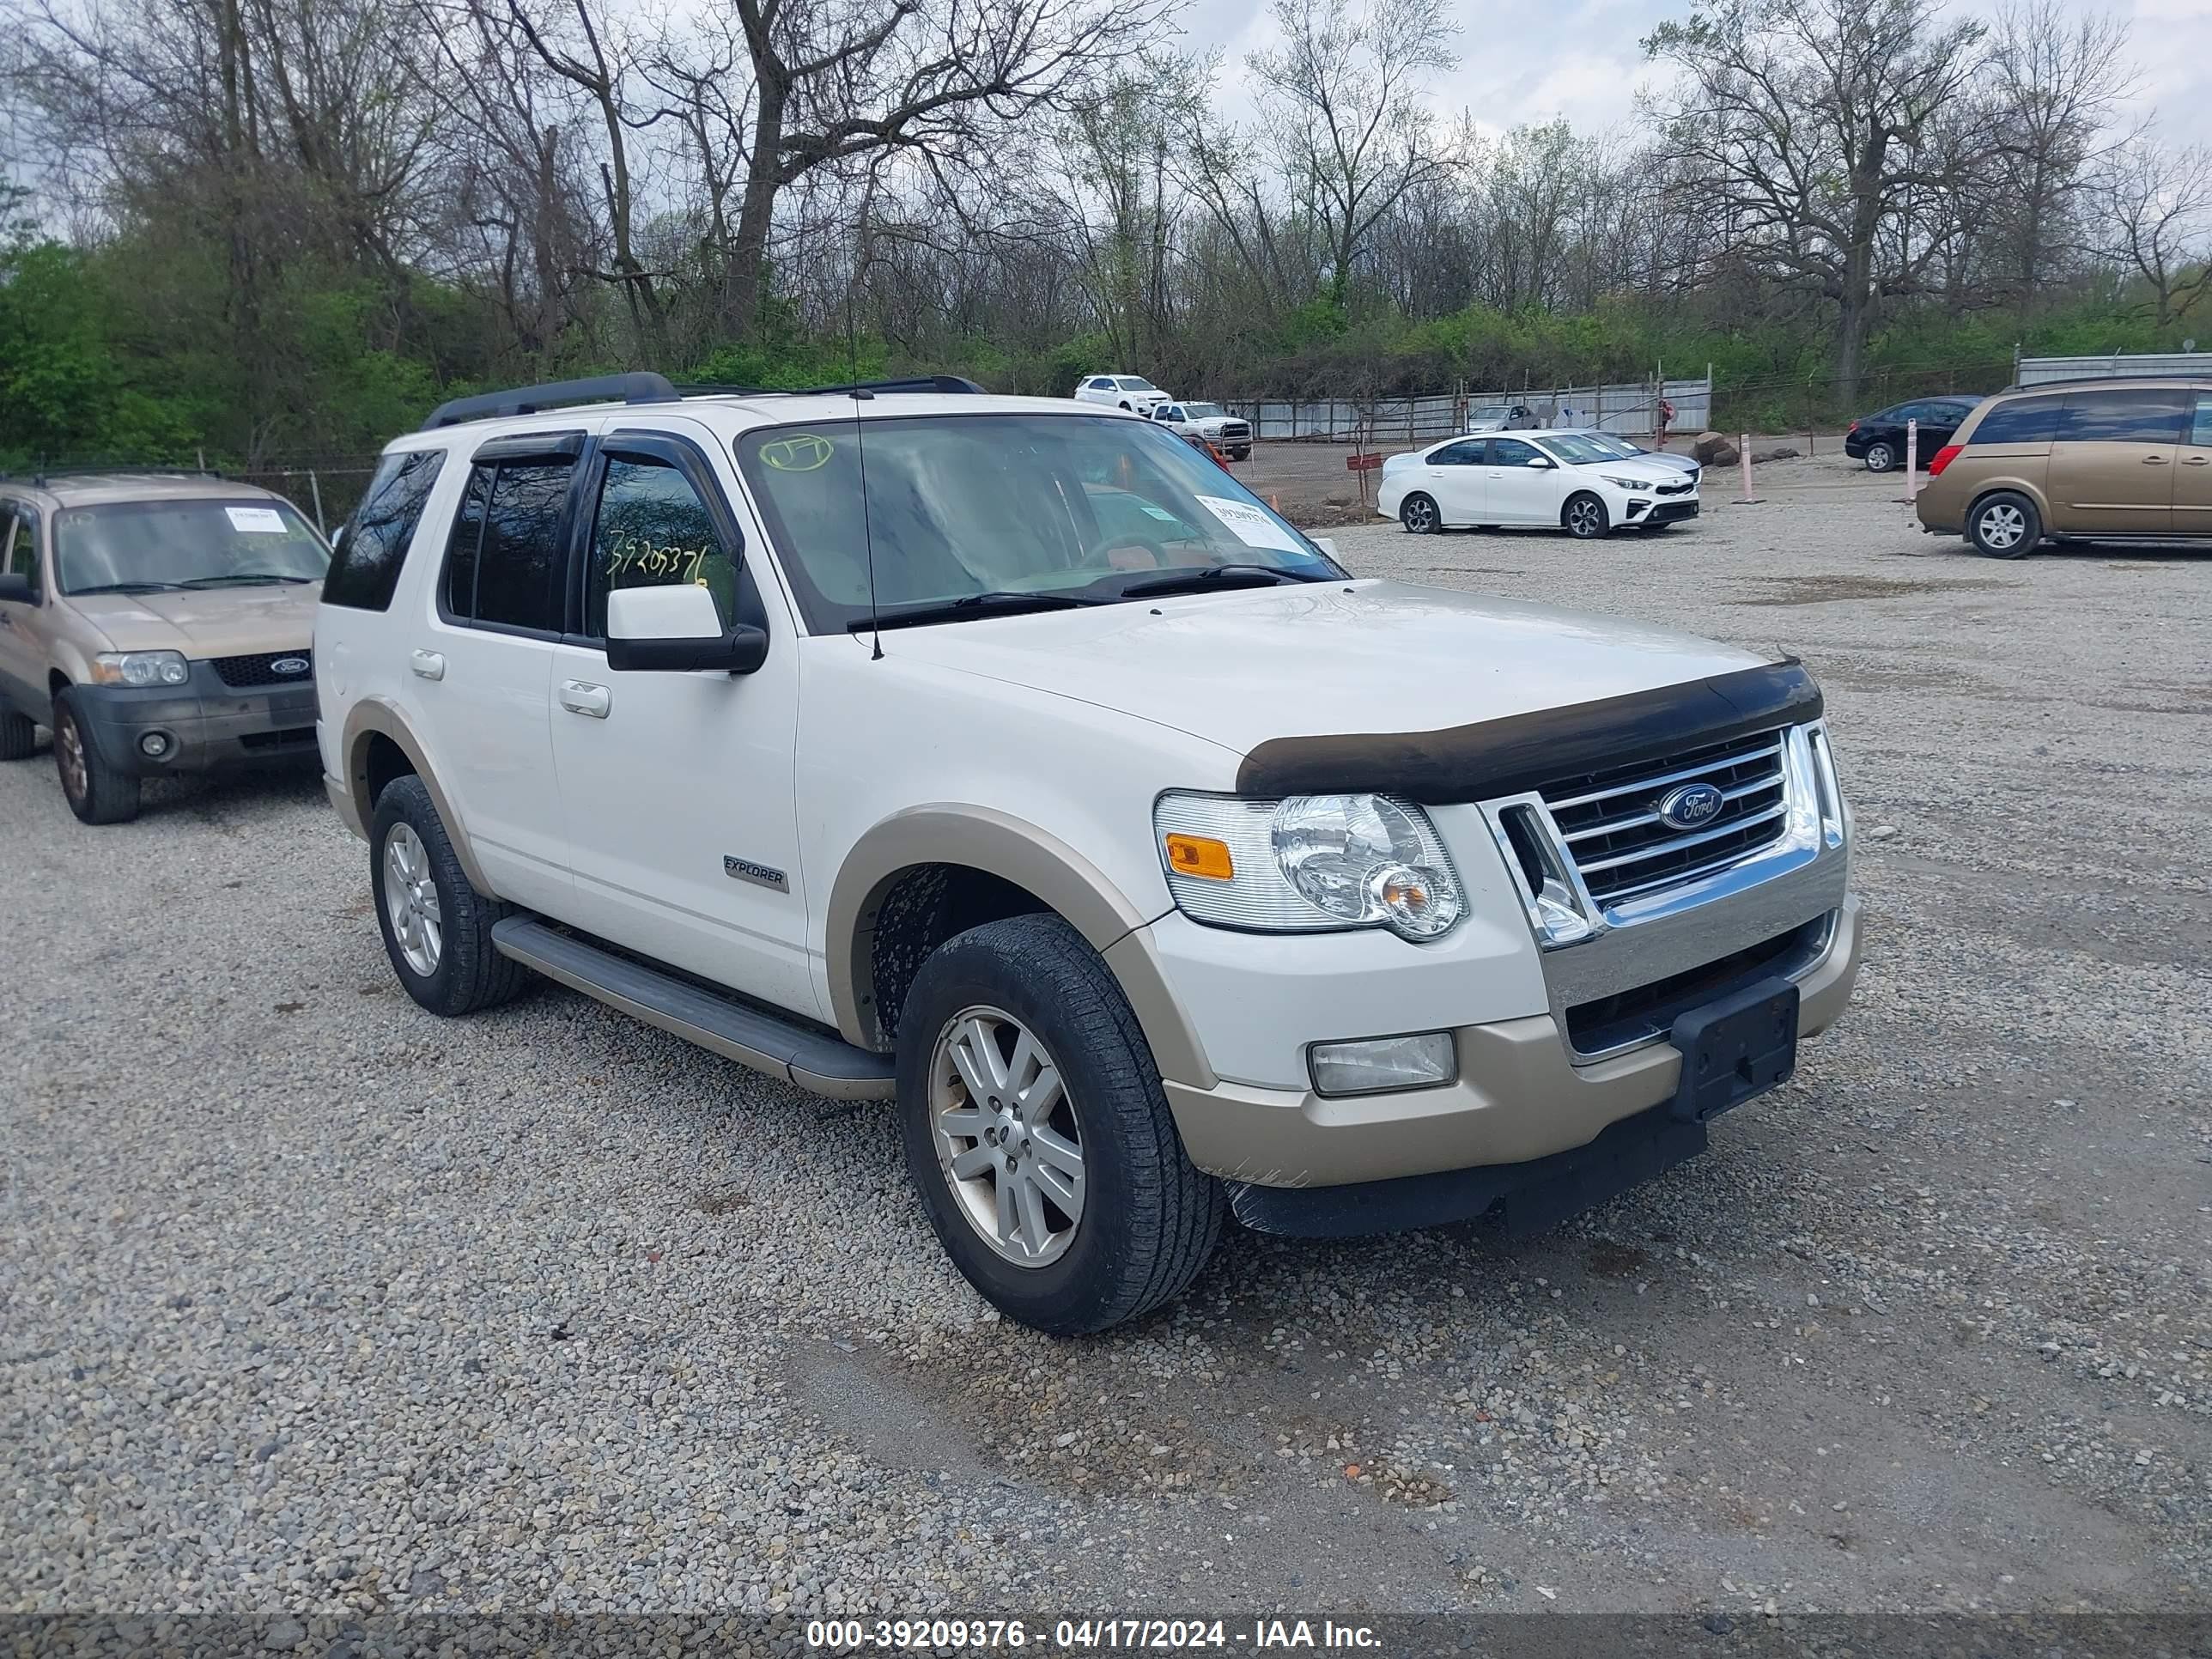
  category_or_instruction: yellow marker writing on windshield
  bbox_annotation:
[760,434,836,472]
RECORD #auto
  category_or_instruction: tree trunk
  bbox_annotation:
[725,80,787,343]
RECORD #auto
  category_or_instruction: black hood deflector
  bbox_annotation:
[1234,659,1822,803]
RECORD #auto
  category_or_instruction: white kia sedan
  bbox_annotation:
[1378,429,1701,539]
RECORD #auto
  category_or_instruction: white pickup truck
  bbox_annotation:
[316,373,1861,1334]
[1146,400,1254,461]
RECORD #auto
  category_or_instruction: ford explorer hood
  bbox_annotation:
[66,584,321,657]
[883,579,1771,756]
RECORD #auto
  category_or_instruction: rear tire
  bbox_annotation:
[1864,441,1896,473]
[1967,491,2039,560]
[0,706,36,762]
[1399,493,1441,534]
[896,913,1224,1335]
[369,775,527,1016]
[52,690,141,824]
[1563,492,1610,540]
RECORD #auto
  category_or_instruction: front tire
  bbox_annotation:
[0,706,36,762]
[52,689,140,824]
[1563,492,1610,540]
[369,775,527,1016]
[1399,493,1441,534]
[896,913,1224,1335]
[1864,441,1895,473]
[1968,491,2039,559]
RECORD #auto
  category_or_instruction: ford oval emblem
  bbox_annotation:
[270,656,309,677]
[1657,781,1725,830]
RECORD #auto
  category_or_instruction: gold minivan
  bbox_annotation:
[1915,377,2212,557]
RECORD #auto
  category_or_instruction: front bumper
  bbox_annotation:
[1163,892,1861,1200]
[1625,495,1701,526]
[70,663,319,777]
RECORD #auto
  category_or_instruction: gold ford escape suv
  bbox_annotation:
[1916,376,2212,557]
[0,471,330,823]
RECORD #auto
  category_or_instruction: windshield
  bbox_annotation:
[1469,407,1509,422]
[55,499,329,594]
[1115,378,1159,392]
[1182,403,1224,419]
[734,413,1341,632]
[1534,434,1632,466]
[1576,431,1640,458]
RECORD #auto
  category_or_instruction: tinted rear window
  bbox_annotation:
[2059,389,2189,443]
[440,462,570,634]
[1968,395,2064,446]
[324,450,444,611]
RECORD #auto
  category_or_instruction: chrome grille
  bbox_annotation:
[1656,479,1696,495]
[1219,422,1251,441]
[1540,728,1790,905]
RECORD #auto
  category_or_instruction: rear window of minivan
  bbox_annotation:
[1967,395,2064,445]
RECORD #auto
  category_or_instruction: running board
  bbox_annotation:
[490,917,896,1100]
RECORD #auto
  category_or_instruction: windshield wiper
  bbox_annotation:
[847,590,1110,633]
[67,580,188,595]
[1115,563,1328,599]
[178,573,315,587]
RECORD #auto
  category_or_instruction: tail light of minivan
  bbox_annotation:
[1928,443,1962,477]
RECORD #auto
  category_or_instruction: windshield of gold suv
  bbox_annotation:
[735,413,1340,632]
[56,498,329,595]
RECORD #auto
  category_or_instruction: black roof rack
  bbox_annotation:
[792,374,989,398]
[420,370,993,431]
[677,374,990,399]
[420,372,681,430]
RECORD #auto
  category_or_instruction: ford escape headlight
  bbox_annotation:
[91,651,191,687]
[1155,792,1464,940]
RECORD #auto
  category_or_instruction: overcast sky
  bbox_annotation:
[1177,0,2212,149]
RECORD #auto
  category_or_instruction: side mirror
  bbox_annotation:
[605,583,767,675]
[0,572,33,605]
[1526,457,1553,469]
[1310,537,1339,559]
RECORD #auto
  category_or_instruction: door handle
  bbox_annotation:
[2142,454,2170,465]
[410,649,446,681]
[559,679,611,719]
[2185,455,2210,466]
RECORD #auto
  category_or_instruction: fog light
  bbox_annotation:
[1308,1031,1456,1097]
[139,731,174,760]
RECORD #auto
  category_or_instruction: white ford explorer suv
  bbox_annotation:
[316,372,1861,1334]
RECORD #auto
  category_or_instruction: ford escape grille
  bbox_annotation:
[1540,728,1790,905]
[211,650,314,689]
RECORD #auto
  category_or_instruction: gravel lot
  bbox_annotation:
[3,451,2208,1621]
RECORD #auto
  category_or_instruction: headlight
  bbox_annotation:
[91,651,191,687]
[1155,792,1464,940]
[1601,474,1652,491]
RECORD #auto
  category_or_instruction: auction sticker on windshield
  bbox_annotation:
[1194,495,1303,553]
[226,507,289,533]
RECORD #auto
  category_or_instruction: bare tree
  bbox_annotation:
[1978,0,2135,301]
[2097,136,2212,326]
[715,0,1165,343]
[1645,0,1989,405]
[1245,0,1457,311]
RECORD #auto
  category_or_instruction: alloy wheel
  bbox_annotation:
[1977,502,2027,551]
[382,822,444,975]
[1567,498,1604,538]
[1867,444,1893,472]
[929,1006,1086,1267]
[55,712,88,803]
[1401,495,1437,534]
